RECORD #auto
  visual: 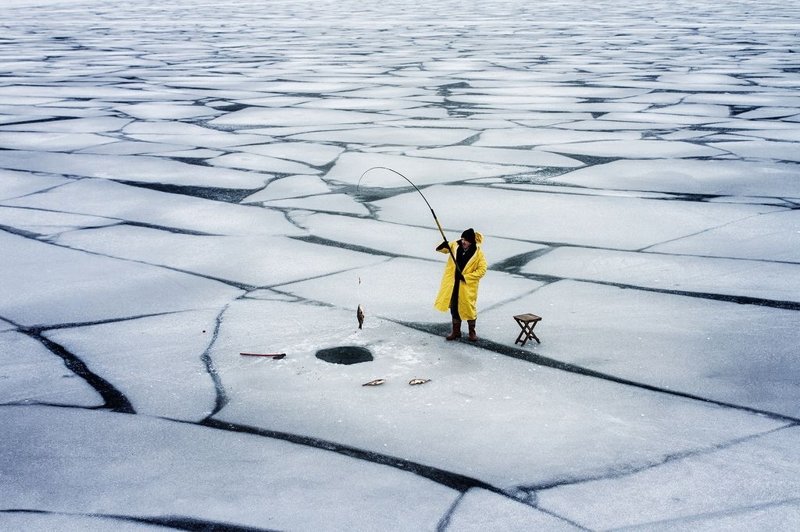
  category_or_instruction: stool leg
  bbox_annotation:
[514,319,526,345]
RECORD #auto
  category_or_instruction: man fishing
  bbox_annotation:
[434,228,487,342]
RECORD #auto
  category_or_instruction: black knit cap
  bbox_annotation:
[461,228,476,244]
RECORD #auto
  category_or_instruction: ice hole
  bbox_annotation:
[315,346,373,365]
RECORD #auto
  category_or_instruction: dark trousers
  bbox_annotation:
[450,282,460,320]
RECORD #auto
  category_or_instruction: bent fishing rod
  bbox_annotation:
[357,166,463,276]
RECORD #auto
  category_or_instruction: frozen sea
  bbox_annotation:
[1,0,799,530]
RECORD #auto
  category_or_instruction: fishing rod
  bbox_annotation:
[357,166,463,277]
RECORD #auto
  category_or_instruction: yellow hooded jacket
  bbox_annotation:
[434,232,487,320]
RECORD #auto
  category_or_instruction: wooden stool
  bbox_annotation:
[513,313,542,346]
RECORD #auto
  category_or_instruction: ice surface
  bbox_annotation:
[404,146,584,168]
[1,406,458,530]
[262,193,371,216]
[277,257,541,323]
[521,247,800,303]
[537,426,800,530]
[0,131,117,151]
[0,116,132,133]
[212,299,782,489]
[289,126,478,147]
[122,121,269,150]
[475,127,641,147]
[710,139,800,162]
[3,0,800,528]
[0,331,101,408]
[5,178,302,236]
[325,152,528,186]
[0,169,69,200]
[556,159,800,197]
[373,185,778,250]
[234,142,345,166]
[293,212,549,264]
[46,311,223,421]
[208,152,319,174]
[445,489,581,531]
[0,231,243,327]
[56,225,386,287]
[241,174,332,202]
[539,139,724,158]
[0,150,269,188]
[210,107,394,127]
[114,102,223,120]
[0,206,117,238]
[0,513,160,532]
[649,209,800,262]
[478,280,800,418]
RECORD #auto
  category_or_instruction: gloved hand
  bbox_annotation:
[456,271,466,283]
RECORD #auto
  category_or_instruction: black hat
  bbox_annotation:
[461,228,476,244]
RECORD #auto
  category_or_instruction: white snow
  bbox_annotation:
[1,0,799,529]
[555,158,800,197]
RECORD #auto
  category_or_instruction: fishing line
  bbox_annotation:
[357,166,462,275]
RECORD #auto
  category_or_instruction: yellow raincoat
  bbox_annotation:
[434,232,487,320]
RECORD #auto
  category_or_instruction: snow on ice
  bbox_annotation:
[1,0,799,530]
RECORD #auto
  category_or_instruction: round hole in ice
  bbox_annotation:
[315,346,373,365]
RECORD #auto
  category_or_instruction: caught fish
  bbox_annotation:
[357,304,365,329]
[408,378,431,386]
[362,378,385,387]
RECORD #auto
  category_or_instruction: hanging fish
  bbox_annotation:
[357,304,365,329]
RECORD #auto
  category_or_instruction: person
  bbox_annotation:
[434,228,487,342]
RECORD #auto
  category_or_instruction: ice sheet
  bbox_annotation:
[475,128,641,147]
[3,0,800,527]
[293,212,549,264]
[0,150,269,188]
[277,257,541,323]
[234,141,345,166]
[555,159,800,197]
[373,185,777,250]
[0,331,101,408]
[262,193,371,215]
[537,426,800,530]
[0,231,243,327]
[0,131,117,151]
[114,102,223,120]
[5,178,302,236]
[46,311,223,421]
[446,489,581,531]
[212,299,783,489]
[479,280,800,418]
[241,174,332,202]
[122,121,270,149]
[208,152,319,174]
[0,116,131,133]
[0,206,117,237]
[521,247,800,303]
[289,126,478,146]
[56,225,386,287]
[710,139,800,162]
[648,209,800,262]
[0,169,70,200]
[325,152,528,186]
[210,107,394,127]
[539,139,724,158]
[1,406,458,530]
[404,146,584,167]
